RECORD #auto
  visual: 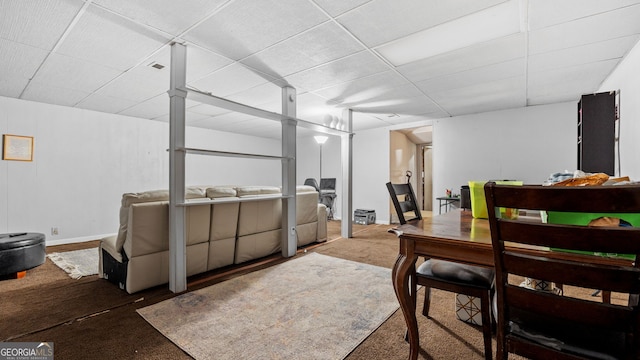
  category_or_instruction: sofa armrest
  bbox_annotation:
[100,235,123,263]
[316,203,328,242]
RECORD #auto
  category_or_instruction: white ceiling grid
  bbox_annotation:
[1,0,640,139]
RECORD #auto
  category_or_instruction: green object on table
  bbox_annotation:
[547,211,640,260]
[469,180,523,219]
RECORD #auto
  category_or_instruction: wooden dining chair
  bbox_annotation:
[386,182,494,360]
[485,182,640,360]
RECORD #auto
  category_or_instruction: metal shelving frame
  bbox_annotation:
[167,43,352,293]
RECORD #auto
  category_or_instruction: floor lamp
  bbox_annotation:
[314,135,328,183]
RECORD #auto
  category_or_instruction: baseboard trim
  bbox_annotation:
[46,233,115,246]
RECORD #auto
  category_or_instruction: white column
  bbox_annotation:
[341,109,353,238]
[168,43,187,293]
[281,86,297,257]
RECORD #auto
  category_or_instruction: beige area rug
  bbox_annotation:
[47,247,99,279]
[137,252,399,360]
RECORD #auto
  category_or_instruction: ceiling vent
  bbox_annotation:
[148,62,165,70]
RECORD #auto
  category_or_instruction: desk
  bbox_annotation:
[435,196,460,214]
[391,210,630,360]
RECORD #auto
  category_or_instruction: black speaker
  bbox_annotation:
[460,185,471,210]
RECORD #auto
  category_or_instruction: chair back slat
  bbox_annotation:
[504,252,640,294]
[500,221,640,254]
[386,182,422,224]
[485,183,640,360]
[505,285,634,332]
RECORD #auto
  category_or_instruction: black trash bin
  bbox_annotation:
[460,185,471,210]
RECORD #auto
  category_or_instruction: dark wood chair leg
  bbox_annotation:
[480,290,493,360]
[422,287,432,317]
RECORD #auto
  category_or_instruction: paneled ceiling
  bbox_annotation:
[2,0,639,139]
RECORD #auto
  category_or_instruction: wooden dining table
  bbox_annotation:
[390,209,631,360]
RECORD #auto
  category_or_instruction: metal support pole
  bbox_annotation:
[281,86,297,257]
[341,109,353,238]
[168,43,187,293]
[319,143,323,182]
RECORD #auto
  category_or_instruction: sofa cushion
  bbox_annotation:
[206,186,237,198]
[235,229,282,264]
[116,187,205,254]
[236,185,281,197]
[123,201,210,258]
[296,190,318,225]
[296,185,317,193]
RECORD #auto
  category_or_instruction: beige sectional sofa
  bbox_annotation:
[99,185,327,293]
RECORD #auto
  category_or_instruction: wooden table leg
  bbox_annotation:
[393,251,419,360]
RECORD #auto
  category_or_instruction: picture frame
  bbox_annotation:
[3,134,34,161]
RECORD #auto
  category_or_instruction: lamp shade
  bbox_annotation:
[314,135,328,144]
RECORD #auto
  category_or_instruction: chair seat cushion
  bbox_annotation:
[509,320,624,360]
[418,259,494,287]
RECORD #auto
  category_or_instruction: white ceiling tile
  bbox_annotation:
[189,63,279,98]
[342,83,423,107]
[153,110,210,124]
[529,0,640,30]
[134,45,233,83]
[313,0,373,17]
[529,4,640,55]
[431,76,525,115]
[527,92,580,107]
[0,39,49,80]
[388,113,445,125]
[75,93,138,113]
[97,62,168,102]
[194,113,283,138]
[0,0,83,50]
[396,33,525,83]
[32,53,122,92]
[352,95,441,116]
[351,112,393,131]
[240,22,365,78]
[337,0,508,47]
[92,0,229,35]
[56,5,169,71]
[284,51,388,92]
[416,59,525,94]
[119,94,169,118]
[527,59,620,103]
[226,82,284,110]
[313,71,408,103]
[183,0,327,60]
[185,47,235,82]
[0,78,30,98]
[528,35,639,73]
[187,104,230,117]
[21,82,91,107]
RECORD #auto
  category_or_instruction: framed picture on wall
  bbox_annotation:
[3,134,34,161]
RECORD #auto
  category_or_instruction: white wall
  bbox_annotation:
[0,96,280,244]
[325,102,576,224]
[352,127,391,222]
[432,102,576,211]
[599,39,640,179]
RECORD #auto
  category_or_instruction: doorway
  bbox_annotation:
[389,126,433,220]
[422,145,433,211]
